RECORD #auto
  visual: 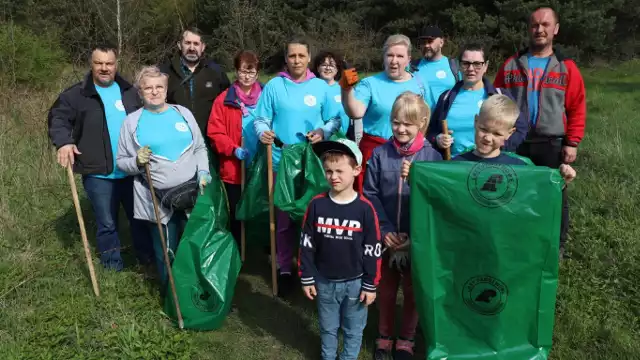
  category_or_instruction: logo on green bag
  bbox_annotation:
[191,283,221,313]
[463,276,508,315]
[467,163,518,208]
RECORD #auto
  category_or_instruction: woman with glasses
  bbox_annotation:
[207,50,263,248]
[428,43,527,156]
[116,65,211,285]
[312,50,352,138]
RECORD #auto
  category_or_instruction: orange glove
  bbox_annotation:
[339,68,360,90]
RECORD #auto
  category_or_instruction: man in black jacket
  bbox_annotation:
[48,43,153,271]
[160,27,231,137]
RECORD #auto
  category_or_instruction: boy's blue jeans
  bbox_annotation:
[316,277,368,360]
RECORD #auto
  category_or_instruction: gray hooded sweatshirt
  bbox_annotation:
[116,104,210,224]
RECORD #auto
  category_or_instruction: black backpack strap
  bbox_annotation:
[449,58,460,82]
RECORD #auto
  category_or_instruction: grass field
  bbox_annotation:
[1,62,639,359]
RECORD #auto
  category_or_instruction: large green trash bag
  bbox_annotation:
[236,145,269,222]
[164,175,242,330]
[273,141,329,224]
[273,133,346,224]
[409,160,563,360]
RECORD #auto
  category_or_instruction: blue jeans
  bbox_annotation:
[316,277,368,360]
[148,212,187,286]
[82,176,154,270]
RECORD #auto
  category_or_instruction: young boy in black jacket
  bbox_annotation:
[298,138,382,360]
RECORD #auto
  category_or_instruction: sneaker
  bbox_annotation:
[374,336,394,360]
[394,338,415,360]
[277,272,294,298]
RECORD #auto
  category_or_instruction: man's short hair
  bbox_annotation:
[180,26,205,43]
[477,95,520,129]
[90,42,118,60]
[531,6,559,24]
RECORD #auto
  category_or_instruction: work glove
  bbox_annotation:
[339,68,360,90]
[389,236,411,272]
[137,146,152,166]
[198,170,212,195]
[234,147,249,160]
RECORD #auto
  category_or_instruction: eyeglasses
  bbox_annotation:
[238,70,257,77]
[319,63,337,69]
[460,61,486,70]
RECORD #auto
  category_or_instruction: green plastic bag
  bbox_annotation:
[273,142,330,224]
[409,161,562,359]
[164,175,242,330]
[236,145,269,222]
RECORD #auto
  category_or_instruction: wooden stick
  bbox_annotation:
[266,144,278,297]
[144,164,184,329]
[442,120,451,160]
[66,165,100,297]
[240,137,246,262]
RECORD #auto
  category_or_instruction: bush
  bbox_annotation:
[0,23,66,89]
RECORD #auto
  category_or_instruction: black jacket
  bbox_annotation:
[427,77,528,154]
[160,55,231,136]
[47,72,141,175]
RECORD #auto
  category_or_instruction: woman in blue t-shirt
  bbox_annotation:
[254,36,341,297]
[340,34,433,193]
[428,43,527,157]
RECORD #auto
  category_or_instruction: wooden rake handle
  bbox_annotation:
[266,144,278,297]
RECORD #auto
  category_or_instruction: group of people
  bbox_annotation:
[47,5,586,360]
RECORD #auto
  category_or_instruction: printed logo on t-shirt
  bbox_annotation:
[477,100,484,108]
[115,100,125,111]
[436,70,447,79]
[334,94,341,103]
[315,217,362,239]
[175,122,189,132]
[304,95,317,107]
[205,81,213,88]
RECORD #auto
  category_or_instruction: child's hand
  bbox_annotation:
[302,285,317,300]
[401,159,412,179]
[360,291,376,306]
[559,164,577,184]
[436,129,454,149]
[384,232,403,249]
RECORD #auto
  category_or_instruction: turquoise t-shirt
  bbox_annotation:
[354,72,433,140]
[93,82,127,179]
[327,82,351,135]
[241,103,258,168]
[253,76,341,167]
[527,55,550,125]
[136,107,193,162]
[416,56,457,105]
[447,88,488,156]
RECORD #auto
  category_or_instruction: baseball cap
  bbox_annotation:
[312,138,363,166]
[419,25,444,39]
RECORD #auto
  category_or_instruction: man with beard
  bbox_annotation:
[412,25,459,106]
[161,27,231,137]
[494,7,586,257]
[48,44,153,271]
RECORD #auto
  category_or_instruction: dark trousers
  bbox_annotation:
[516,138,569,249]
[224,182,242,249]
[82,176,154,270]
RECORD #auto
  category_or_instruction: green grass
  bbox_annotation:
[1,62,639,359]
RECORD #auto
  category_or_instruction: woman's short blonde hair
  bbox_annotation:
[383,34,412,56]
[391,91,431,133]
[134,65,169,89]
[477,95,520,129]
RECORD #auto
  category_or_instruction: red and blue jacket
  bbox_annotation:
[493,48,586,147]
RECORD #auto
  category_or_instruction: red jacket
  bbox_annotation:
[207,86,260,184]
[493,48,586,146]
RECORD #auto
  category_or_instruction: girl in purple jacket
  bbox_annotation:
[364,91,442,360]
